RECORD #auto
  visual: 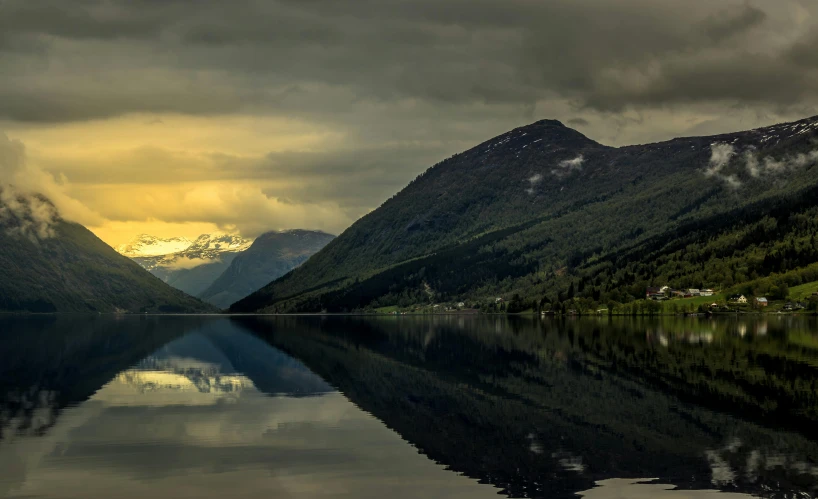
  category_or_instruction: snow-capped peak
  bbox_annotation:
[116,234,193,258]
[184,232,253,254]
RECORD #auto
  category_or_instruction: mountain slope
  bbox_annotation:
[199,230,334,309]
[0,191,215,313]
[126,233,252,296]
[232,116,818,313]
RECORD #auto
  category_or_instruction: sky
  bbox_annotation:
[1,0,818,246]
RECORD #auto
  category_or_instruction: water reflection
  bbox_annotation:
[0,317,497,499]
[235,315,818,498]
[2,315,818,498]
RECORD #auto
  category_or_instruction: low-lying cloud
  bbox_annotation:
[165,256,217,270]
[551,155,584,179]
[525,173,543,194]
[0,187,59,241]
[0,131,104,240]
[704,141,818,189]
[704,143,741,189]
[745,149,818,177]
[705,143,736,177]
[0,133,58,240]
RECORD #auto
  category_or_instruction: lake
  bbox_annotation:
[2,314,818,498]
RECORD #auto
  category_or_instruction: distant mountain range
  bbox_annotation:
[121,233,253,298]
[199,230,334,308]
[117,230,333,309]
[231,115,818,313]
[0,189,214,313]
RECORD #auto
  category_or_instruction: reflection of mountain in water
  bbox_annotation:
[5,315,818,499]
[0,318,332,444]
[232,315,818,499]
[0,315,205,440]
[117,328,334,398]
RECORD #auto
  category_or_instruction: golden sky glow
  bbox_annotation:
[3,115,353,246]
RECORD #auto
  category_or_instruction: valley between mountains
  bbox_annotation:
[116,230,335,309]
[3,116,818,314]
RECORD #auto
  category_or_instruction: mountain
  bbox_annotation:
[0,190,214,313]
[116,234,193,257]
[199,230,335,309]
[123,232,252,297]
[231,116,818,313]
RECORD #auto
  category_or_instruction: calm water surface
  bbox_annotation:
[2,315,818,498]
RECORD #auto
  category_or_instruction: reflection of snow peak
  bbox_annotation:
[116,370,253,394]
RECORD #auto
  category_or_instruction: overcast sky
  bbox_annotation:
[1,0,818,245]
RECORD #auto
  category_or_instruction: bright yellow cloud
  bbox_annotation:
[1,114,356,247]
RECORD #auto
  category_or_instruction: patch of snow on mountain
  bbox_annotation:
[116,234,193,257]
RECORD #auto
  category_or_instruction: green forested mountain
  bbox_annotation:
[232,116,818,313]
[0,191,215,313]
[199,229,334,309]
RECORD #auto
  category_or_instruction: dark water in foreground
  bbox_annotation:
[3,315,818,498]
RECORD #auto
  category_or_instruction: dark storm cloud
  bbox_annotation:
[700,3,768,42]
[1,0,817,124]
[257,144,451,208]
[567,118,590,128]
[788,32,818,69]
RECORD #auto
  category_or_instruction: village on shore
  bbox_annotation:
[371,283,818,316]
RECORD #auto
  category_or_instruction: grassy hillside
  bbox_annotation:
[0,197,215,313]
[232,116,818,313]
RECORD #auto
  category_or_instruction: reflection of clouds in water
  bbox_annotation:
[578,478,754,499]
[703,437,818,490]
[704,449,736,486]
[1,375,498,499]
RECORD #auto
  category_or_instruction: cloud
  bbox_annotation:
[164,256,217,270]
[71,181,356,241]
[705,143,736,177]
[703,143,742,189]
[0,133,86,240]
[720,174,742,190]
[0,133,56,239]
[0,186,59,240]
[551,155,584,178]
[0,1,816,125]
[0,132,105,236]
[745,149,818,177]
[700,3,767,43]
[745,150,761,177]
[525,173,543,194]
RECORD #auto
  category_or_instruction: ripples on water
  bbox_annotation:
[1,315,818,498]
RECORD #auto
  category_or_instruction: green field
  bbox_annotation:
[790,281,818,301]
[667,294,725,309]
